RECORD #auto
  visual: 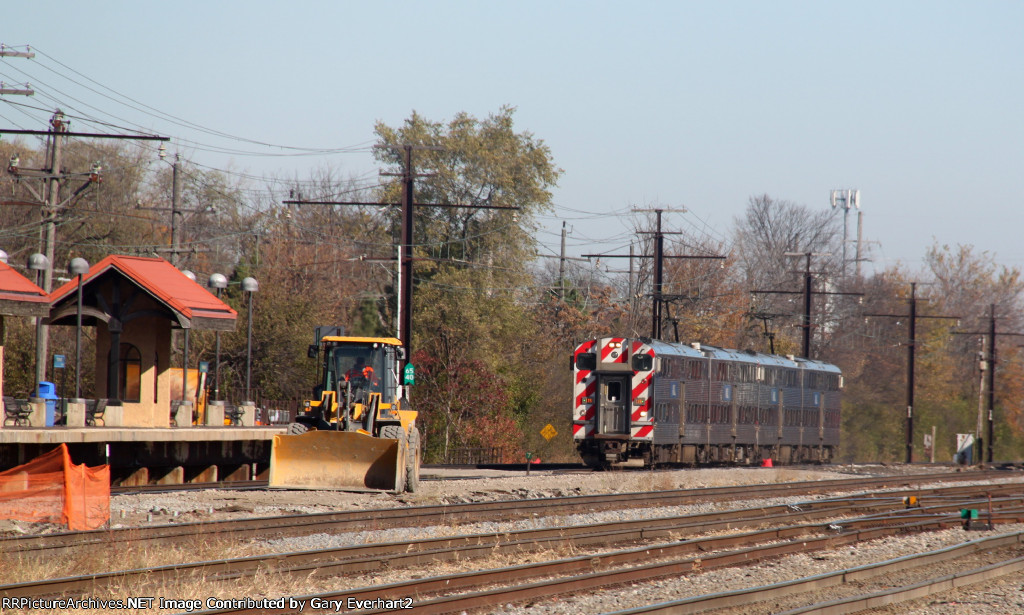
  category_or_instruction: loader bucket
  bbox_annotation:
[268,430,406,492]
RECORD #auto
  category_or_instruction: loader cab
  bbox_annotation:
[320,337,401,405]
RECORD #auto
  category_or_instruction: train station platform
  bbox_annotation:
[0,426,288,486]
[0,426,284,445]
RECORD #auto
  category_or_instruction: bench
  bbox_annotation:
[3,396,33,426]
[85,399,107,426]
[225,404,243,426]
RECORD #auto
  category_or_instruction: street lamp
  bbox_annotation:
[207,273,228,401]
[181,270,196,404]
[241,277,258,405]
[68,257,89,399]
[28,253,49,391]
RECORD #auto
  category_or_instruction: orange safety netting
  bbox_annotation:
[0,444,110,530]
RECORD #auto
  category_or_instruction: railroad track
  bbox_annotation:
[8,491,1009,599]
[25,491,1017,614]
[3,477,1024,612]
[605,532,1024,614]
[3,470,1012,558]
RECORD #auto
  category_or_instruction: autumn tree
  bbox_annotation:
[372,107,561,459]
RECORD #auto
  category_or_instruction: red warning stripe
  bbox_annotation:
[575,380,596,410]
[633,424,653,438]
[630,375,651,421]
[600,337,626,363]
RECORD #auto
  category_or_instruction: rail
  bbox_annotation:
[6,488,1024,602]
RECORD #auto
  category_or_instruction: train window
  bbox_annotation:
[785,370,799,387]
[575,353,596,371]
[633,353,653,372]
[605,381,622,402]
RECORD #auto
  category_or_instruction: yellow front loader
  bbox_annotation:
[268,335,420,493]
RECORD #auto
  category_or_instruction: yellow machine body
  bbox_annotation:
[268,334,420,492]
[268,430,406,492]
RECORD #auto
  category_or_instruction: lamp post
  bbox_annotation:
[68,258,89,399]
[241,277,258,404]
[181,270,196,404]
[207,273,227,401]
[28,253,49,392]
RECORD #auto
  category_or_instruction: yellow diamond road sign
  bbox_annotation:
[540,424,558,440]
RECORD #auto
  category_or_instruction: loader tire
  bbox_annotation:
[405,426,421,493]
[380,424,407,493]
[286,422,309,435]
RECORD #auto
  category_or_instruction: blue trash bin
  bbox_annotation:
[37,381,58,427]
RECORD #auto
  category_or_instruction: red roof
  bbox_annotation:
[50,255,236,323]
[0,261,48,304]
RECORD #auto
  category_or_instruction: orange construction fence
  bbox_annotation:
[0,444,110,530]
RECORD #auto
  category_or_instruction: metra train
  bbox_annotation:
[572,337,842,468]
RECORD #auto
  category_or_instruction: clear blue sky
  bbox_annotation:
[3,1,1022,275]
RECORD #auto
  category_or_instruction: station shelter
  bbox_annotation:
[47,255,237,427]
[0,262,51,400]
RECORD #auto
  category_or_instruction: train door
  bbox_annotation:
[597,374,630,435]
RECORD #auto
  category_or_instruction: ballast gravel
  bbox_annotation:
[4,463,1021,614]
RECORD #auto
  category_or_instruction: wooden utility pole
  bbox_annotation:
[2,117,168,385]
[751,252,861,359]
[136,152,212,266]
[953,305,1024,463]
[559,221,567,299]
[868,283,958,463]
[284,145,518,364]
[584,208,725,340]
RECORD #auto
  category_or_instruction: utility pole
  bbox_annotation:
[747,311,785,354]
[589,208,724,337]
[3,117,168,385]
[40,112,66,386]
[0,44,37,96]
[171,154,183,266]
[284,145,518,364]
[907,283,917,464]
[559,221,567,299]
[136,149,212,266]
[584,208,722,340]
[953,304,1024,464]
[0,44,35,95]
[868,283,958,463]
[398,145,416,361]
[984,305,994,463]
[751,252,861,359]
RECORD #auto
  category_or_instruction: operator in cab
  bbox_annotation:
[345,357,381,391]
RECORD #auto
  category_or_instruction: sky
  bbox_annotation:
[3,1,1022,277]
